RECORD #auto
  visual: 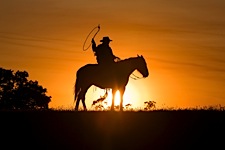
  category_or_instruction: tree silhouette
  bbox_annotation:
[0,67,51,110]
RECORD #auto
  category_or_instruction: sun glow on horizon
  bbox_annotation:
[106,90,121,107]
[105,89,140,109]
[86,81,142,110]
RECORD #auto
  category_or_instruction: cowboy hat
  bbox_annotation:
[100,36,112,42]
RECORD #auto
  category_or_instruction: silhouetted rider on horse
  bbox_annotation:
[92,36,120,66]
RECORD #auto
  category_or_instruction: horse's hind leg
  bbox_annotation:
[82,99,87,111]
[75,93,83,111]
[75,98,80,111]
[80,88,88,111]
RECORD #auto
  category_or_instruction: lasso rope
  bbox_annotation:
[83,24,100,51]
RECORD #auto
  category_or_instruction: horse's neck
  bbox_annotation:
[119,57,138,75]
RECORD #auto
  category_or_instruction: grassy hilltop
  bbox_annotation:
[0,109,225,150]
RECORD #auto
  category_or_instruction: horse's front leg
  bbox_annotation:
[119,87,125,111]
[111,89,116,111]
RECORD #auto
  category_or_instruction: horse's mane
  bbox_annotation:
[120,56,138,61]
[116,56,138,64]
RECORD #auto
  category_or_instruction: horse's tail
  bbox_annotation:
[74,72,81,104]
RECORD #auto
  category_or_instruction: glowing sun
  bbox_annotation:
[87,81,141,110]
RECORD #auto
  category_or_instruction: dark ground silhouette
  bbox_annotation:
[0,110,224,150]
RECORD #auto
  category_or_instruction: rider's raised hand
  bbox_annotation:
[92,38,95,44]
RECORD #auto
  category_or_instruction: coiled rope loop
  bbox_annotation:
[83,25,100,51]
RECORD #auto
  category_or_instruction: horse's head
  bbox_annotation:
[136,55,149,78]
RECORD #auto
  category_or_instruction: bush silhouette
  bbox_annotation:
[0,67,51,110]
[144,101,156,110]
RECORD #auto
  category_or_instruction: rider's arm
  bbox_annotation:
[109,47,120,60]
[92,38,97,52]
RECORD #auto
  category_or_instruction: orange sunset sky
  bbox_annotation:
[1,0,225,109]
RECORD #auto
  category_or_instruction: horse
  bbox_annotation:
[74,55,149,111]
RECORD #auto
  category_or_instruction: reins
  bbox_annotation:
[130,73,145,80]
[83,24,100,51]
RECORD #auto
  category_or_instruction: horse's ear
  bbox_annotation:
[137,54,140,57]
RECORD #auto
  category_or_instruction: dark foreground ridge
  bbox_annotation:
[0,110,224,150]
